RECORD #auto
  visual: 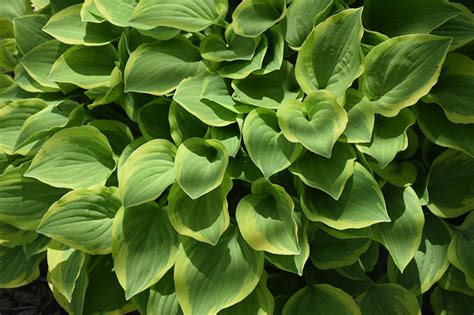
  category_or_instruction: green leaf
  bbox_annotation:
[124,36,207,96]
[94,0,148,27]
[119,139,176,207]
[47,242,87,302]
[282,284,361,315]
[168,176,232,245]
[439,265,474,296]
[295,8,364,99]
[130,0,228,32]
[113,202,179,299]
[209,122,242,158]
[88,119,134,156]
[301,163,389,229]
[137,98,172,141]
[37,186,121,254]
[360,34,451,117]
[231,0,286,37]
[0,245,43,288]
[243,108,303,178]
[371,185,424,272]
[175,137,229,199]
[432,5,474,51]
[0,0,32,20]
[13,14,51,55]
[362,0,461,37]
[357,109,416,168]
[427,149,474,218]
[168,101,208,145]
[25,126,116,189]
[448,213,474,280]
[23,235,50,259]
[340,90,375,144]
[49,44,118,89]
[43,4,121,46]
[236,178,299,255]
[80,0,106,23]
[0,221,37,248]
[174,226,264,314]
[277,90,348,157]
[144,269,182,315]
[256,25,284,75]
[430,286,474,315]
[0,164,67,231]
[356,283,421,315]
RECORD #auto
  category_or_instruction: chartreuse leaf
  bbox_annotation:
[236,178,300,255]
[49,262,88,315]
[19,40,68,89]
[301,163,389,229]
[371,185,424,272]
[430,286,474,315]
[0,245,43,288]
[357,109,416,168]
[175,138,229,199]
[290,142,356,200]
[173,75,238,127]
[448,212,474,281]
[277,90,348,157]
[256,25,284,75]
[119,139,176,207]
[231,0,286,37]
[284,0,333,49]
[209,122,242,158]
[125,36,207,96]
[340,89,374,144]
[363,0,461,37]
[43,4,121,45]
[388,215,451,294]
[424,53,474,124]
[282,284,361,315]
[117,137,147,180]
[310,228,371,270]
[168,176,232,245]
[220,271,274,315]
[360,34,451,117]
[232,61,299,109]
[113,202,179,299]
[37,185,121,254]
[295,8,364,99]
[427,149,474,218]
[243,108,303,178]
[80,0,106,23]
[266,211,310,275]
[414,102,474,157]
[168,101,208,145]
[25,126,115,189]
[174,226,264,315]
[0,221,37,248]
[131,0,228,32]
[356,284,421,315]
[0,164,67,231]
[47,241,87,302]
[13,14,51,55]
[94,0,146,27]
[49,44,118,89]
[0,0,32,19]
[439,265,474,296]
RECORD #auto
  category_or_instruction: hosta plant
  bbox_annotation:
[1,0,474,314]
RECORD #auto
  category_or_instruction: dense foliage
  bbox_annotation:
[1,0,474,314]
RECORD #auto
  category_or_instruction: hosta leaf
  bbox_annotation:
[357,109,416,168]
[388,215,451,294]
[284,0,333,49]
[88,119,134,156]
[432,5,474,50]
[430,286,474,315]
[0,246,43,288]
[295,8,364,99]
[277,90,348,157]
[117,137,147,180]
[173,75,238,127]
[119,139,176,207]
[362,0,461,37]
[289,142,356,200]
[137,98,172,141]
[37,185,121,254]
[168,176,232,245]
[356,284,421,315]
[448,213,474,280]
[243,108,303,178]
[49,44,118,89]
[80,0,106,23]
[130,0,228,32]
[282,284,361,315]
[236,178,300,255]
[175,138,229,199]
[0,165,66,231]
[0,0,32,20]
[231,0,286,37]
[124,37,207,96]
[360,34,451,117]
[254,25,284,75]
[168,101,208,145]
[23,235,51,259]
[301,163,389,229]
[47,242,87,302]
[94,0,148,27]
[439,265,474,296]
[174,226,264,315]
[144,270,182,315]
[209,122,242,158]
[340,90,374,144]
[25,126,115,189]
[113,202,179,299]
[424,53,474,124]
[43,4,121,46]
[371,185,424,272]
[0,221,37,248]
[427,149,474,218]
[13,14,51,55]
